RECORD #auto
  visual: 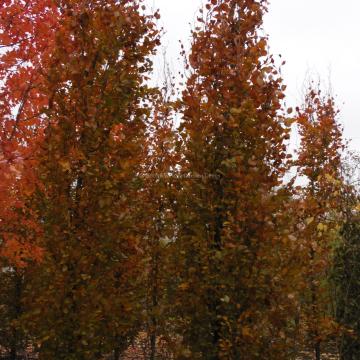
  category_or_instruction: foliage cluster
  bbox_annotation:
[0,1,358,359]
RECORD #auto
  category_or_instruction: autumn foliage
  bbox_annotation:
[0,0,353,359]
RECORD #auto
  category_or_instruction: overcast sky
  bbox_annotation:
[148,0,360,151]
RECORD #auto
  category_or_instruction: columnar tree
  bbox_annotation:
[142,93,178,360]
[331,156,360,360]
[333,202,360,360]
[174,0,296,358]
[20,1,160,359]
[295,88,345,359]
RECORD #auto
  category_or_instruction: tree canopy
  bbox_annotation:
[0,1,355,359]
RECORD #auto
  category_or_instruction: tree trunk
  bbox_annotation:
[315,341,321,360]
[114,347,121,360]
[9,272,23,360]
[9,343,17,360]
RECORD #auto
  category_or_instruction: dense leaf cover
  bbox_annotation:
[0,0,354,359]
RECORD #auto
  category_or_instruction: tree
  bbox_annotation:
[17,1,160,358]
[0,1,353,359]
[142,90,178,360]
[173,0,296,358]
[0,0,60,268]
[331,154,360,360]
[0,4,56,357]
[295,87,345,359]
[333,202,360,360]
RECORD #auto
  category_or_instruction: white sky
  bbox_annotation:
[148,0,360,151]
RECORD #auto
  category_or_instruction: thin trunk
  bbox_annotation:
[149,253,159,360]
[310,246,321,360]
[208,173,224,360]
[211,210,222,350]
[10,272,22,360]
[114,347,121,360]
[150,328,157,360]
[9,341,17,360]
[315,341,321,360]
[149,199,166,360]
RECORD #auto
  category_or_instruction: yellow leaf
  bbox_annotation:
[230,107,242,115]
[221,295,230,303]
[325,173,334,182]
[178,283,190,291]
[59,160,71,172]
[317,223,326,232]
[288,235,297,242]
[242,327,252,337]
[284,118,295,127]
[181,349,192,358]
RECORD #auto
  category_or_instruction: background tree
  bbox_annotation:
[332,200,360,360]
[142,89,178,360]
[331,153,360,360]
[295,87,345,359]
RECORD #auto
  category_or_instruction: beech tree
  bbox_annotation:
[142,93,178,359]
[14,1,160,359]
[295,88,345,359]
[174,0,297,358]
